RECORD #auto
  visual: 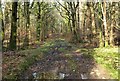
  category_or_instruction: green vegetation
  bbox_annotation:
[3,49,43,79]
[3,39,119,79]
[3,39,72,79]
[93,47,119,79]
[1,1,119,80]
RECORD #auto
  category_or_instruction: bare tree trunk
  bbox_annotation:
[0,1,4,50]
[101,1,108,47]
[36,2,41,41]
[68,3,72,33]
[9,1,18,50]
[17,3,20,50]
[90,3,96,34]
[24,2,30,48]
[0,1,3,51]
[110,19,114,46]
[4,3,11,49]
[70,2,79,43]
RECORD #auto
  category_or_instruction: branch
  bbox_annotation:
[41,10,51,19]
[42,3,49,10]
[75,2,79,9]
[30,0,35,9]
[54,5,72,20]
[46,14,51,19]
[69,2,73,10]
[56,0,70,13]
[94,11,104,22]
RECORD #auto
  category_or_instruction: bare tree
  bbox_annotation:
[9,1,18,50]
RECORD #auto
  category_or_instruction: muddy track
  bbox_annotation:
[19,40,111,79]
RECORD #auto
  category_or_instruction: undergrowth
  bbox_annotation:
[93,47,119,79]
[3,39,72,79]
[3,39,119,79]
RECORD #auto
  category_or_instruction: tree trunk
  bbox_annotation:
[4,3,11,49]
[24,2,30,48]
[90,3,96,34]
[9,2,18,50]
[17,3,21,50]
[0,1,4,50]
[36,2,41,41]
[0,1,3,51]
[71,12,77,42]
[70,2,79,43]
[110,19,114,46]
[101,1,108,47]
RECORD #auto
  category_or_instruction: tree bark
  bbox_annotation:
[36,2,41,41]
[24,2,30,48]
[9,2,18,50]
[0,1,4,50]
[101,1,108,47]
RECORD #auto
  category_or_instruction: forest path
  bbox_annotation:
[20,39,111,79]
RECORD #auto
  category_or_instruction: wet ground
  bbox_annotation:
[19,39,111,79]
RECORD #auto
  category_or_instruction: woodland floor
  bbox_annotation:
[20,47,110,79]
[2,38,119,80]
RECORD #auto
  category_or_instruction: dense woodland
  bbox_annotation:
[1,1,120,50]
[0,0,120,80]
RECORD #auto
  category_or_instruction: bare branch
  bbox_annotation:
[75,2,79,9]
[56,0,70,13]
[30,0,35,9]
[54,5,72,20]
[94,11,104,22]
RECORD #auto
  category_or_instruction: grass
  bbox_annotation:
[74,47,119,79]
[93,47,119,79]
[3,39,119,79]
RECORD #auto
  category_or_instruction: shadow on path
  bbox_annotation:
[19,39,110,79]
